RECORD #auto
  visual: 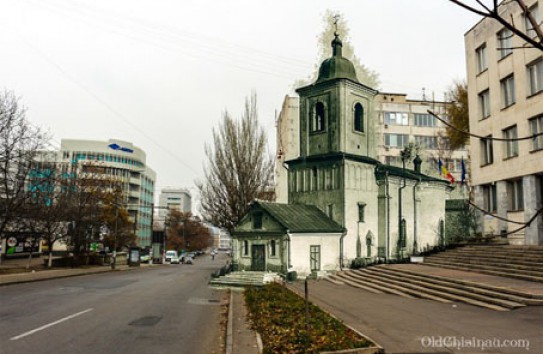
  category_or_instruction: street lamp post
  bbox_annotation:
[111,189,119,270]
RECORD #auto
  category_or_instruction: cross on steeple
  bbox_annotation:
[333,14,340,37]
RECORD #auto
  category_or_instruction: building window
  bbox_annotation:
[527,59,543,96]
[384,133,409,148]
[503,125,519,158]
[507,179,524,211]
[497,28,513,59]
[384,112,408,126]
[500,75,516,108]
[481,135,494,165]
[312,102,326,132]
[253,212,263,229]
[483,184,497,213]
[476,43,487,73]
[414,135,437,149]
[270,240,276,257]
[414,113,436,127]
[479,89,490,119]
[354,103,364,132]
[525,3,541,38]
[243,240,249,256]
[530,115,543,150]
[310,245,321,271]
[327,204,333,219]
[358,202,366,222]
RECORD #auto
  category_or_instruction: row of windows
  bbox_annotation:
[384,134,457,150]
[384,155,465,173]
[480,115,543,166]
[310,102,365,133]
[384,113,438,127]
[290,166,340,192]
[478,59,542,120]
[482,179,524,213]
[64,151,145,168]
[476,3,541,73]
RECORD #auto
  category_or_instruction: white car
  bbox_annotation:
[165,250,179,264]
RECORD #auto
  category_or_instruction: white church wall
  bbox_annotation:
[290,233,341,277]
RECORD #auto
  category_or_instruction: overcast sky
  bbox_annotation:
[0,0,480,206]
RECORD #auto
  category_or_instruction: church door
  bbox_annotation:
[251,245,265,271]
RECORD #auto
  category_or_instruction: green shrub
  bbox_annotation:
[245,283,371,353]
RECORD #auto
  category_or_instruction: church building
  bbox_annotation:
[232,32,451,277]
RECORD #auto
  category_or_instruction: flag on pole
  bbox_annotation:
[438,158,455,184]
[461,157,466,184]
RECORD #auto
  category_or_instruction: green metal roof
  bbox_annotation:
[256,201,344,234]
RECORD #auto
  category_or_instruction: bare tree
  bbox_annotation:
[197,93,274,232]
[293,10,380,89]
[0,90,49,263]
[448,0,543,52]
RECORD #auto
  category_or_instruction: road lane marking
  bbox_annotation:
[10,308,93,341]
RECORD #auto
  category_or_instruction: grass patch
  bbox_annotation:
[245,282,372,353]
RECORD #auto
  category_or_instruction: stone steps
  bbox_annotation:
[209,271,275,288]
[422,246,543,283]
[428,254,543,271]
[341,270,517,311]
[335,266,543,311]
[366,267,542,306]
[421,261,543,283]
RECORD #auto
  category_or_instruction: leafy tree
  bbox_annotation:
[166,210,211,252]
[294,10,380,89]
[101,188,136,252]
[0,91,49,263]
[445,80,469,151]
[448,0,543,52]
[197,93,274,232]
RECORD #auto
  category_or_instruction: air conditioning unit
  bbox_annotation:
[384,145,390,151]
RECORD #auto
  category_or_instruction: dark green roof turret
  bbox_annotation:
[316,33,359,84]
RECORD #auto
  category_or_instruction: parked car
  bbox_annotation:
[140,254,150,263]
[185,256,194,264]
[165,250,178,264]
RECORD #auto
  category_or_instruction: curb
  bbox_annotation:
[0,265,140,286]
[226,290,234,354]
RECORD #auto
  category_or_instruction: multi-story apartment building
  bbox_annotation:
[55,139,156,247]
[465,0,543,245]
[375,93,468,187]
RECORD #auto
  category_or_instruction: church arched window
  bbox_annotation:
[354,103,364,132]
[312,102,326,132]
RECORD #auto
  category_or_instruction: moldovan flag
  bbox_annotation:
[438,159,455,184]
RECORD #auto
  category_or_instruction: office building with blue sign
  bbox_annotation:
[58,139,156,247]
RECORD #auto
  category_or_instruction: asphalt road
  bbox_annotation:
[0,253,229,354]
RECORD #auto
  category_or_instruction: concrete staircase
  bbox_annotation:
[329,265,543,311]
[209,271,281,288]
[422,245,543,282]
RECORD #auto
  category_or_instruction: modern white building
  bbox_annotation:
[158,188,192,220]
[465,0,543,244]
[57,139,156,247]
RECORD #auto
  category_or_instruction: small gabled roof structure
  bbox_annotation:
[234,200,344,234]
